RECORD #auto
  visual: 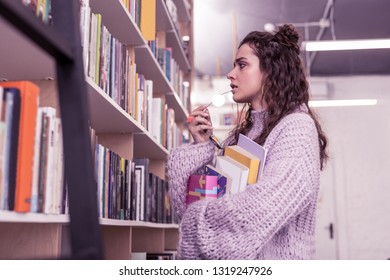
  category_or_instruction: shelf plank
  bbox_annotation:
[134,46,188,121]
[134,45,172,93]
[89,0,144,46]
[100,218,178,229]
[0,16,55,80]
[133,132,169,159]
[86,78,145,134]
[0,211,69,223]
[166,29,191,73]
[166,92,188,122]
[0,211,178,229]
[156,0,191,72]
[86,78,173,158]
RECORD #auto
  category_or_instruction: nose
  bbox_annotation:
[226,68,234,80]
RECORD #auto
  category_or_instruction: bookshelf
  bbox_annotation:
[0,0,193,259]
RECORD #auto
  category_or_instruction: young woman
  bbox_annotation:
[167,24,328,259]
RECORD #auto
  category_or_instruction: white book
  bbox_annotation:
[88,12,97,82]
[80,0,90,77]
[135,165,145,221]
[42,107,56,214]
[131,252,147,260]
[215,156,249,194]
[151,98,162,144]
[54,119,64,214]
[0,92,17,210]
[237,133,268,180]
[136,89,144,125]
[145,80,153,132]
[97,145,105,218]
[166,108,175,150]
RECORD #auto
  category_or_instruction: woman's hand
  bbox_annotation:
[187,106,213,144]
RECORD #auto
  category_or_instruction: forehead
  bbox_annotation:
[236,43,257,60]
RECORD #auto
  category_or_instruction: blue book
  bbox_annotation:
[1,88,21,210]
[165,48,172,81]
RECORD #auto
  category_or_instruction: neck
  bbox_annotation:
[251,98,267,111]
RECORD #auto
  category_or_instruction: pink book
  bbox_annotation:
[186,175,218,205]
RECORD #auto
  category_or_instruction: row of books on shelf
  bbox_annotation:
[131,251,177,260]
[80,0,187,149]
[80,0,188,116]
[92,138,177,224]
[186,134,268,204]
[0,81,65,213]
[22,0,52,25]
[0,81,178,225]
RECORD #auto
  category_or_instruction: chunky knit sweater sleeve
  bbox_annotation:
[167,111,320,259]
[167,141,215,219]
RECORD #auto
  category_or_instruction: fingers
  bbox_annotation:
[190,115,212,126]
[189,107,210,120]
[187,107,213,143]
[187,108,212,127]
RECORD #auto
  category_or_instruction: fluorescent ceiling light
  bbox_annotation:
[309,99,378,107]
[302,39,390,51]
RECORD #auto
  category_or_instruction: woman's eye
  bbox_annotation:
[238,63,245,68]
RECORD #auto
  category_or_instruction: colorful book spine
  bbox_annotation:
[204,164,230,197]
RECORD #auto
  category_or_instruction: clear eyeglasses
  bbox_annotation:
[203,90,231,150]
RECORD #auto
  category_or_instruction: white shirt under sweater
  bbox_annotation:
[167,105,321,259]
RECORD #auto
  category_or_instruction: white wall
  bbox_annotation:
[313,75,390,259]
[192,75,390,259]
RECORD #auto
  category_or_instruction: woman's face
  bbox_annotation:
[227,43,265,110]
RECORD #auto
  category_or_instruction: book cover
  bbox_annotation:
[224,145,260,184]
[237,133,268,180]
[215,156,249,194]
[204,164,231,197]
[186,175,219,205]
[140,0,156,41]
[2,82,40,212]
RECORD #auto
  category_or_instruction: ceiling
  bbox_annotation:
[193,0,390,78]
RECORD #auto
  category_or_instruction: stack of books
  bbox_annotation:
[186,134,267,205]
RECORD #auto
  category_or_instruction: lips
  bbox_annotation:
[230,84,237,92]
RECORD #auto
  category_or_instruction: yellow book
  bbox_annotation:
[224,145,260,184]
[140,0,156,40]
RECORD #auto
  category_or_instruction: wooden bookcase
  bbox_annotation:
[0,0,193,259]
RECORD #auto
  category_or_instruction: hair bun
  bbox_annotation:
[274,24,300,52]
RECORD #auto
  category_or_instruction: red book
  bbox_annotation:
[0,81,39,212]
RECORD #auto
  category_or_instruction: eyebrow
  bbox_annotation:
[233,57,247,66]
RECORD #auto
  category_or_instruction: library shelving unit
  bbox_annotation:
[0,0,193,260]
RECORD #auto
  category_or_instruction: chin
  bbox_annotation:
[233,96,246,104]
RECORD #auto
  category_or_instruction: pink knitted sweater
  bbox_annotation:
[167,106,320,259]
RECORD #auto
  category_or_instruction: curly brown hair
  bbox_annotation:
[228,24,328,169]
